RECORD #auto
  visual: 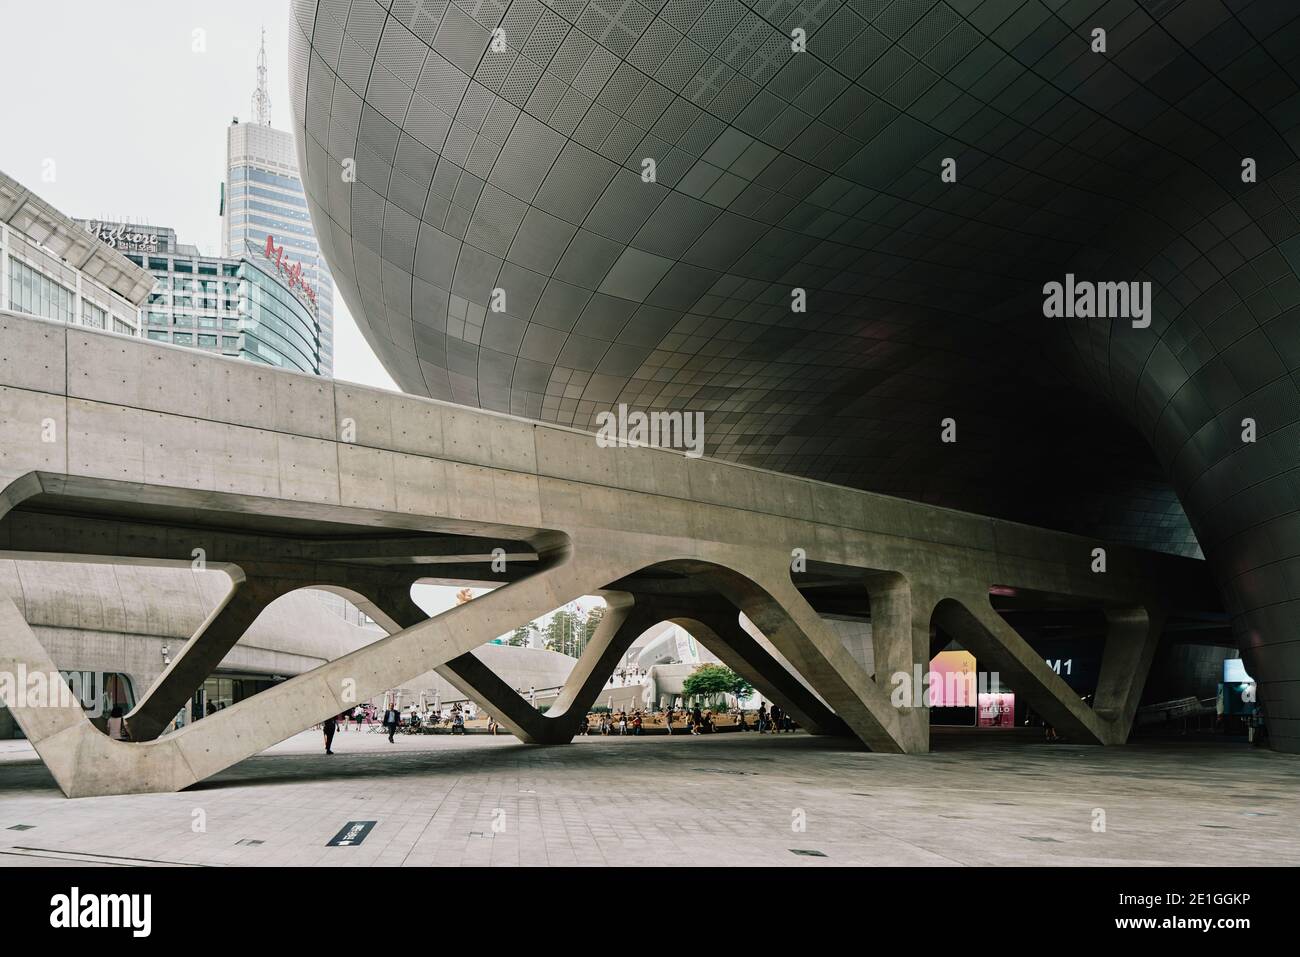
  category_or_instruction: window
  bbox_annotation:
[82,302,107,329]
[147,330,168,341]
[173,260,192,274]
[198,334,218,348]
[8,257,74,323]
[173,333,193,345]
[113,318,134,335]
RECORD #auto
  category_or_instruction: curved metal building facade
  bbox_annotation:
[288,0,1300,750]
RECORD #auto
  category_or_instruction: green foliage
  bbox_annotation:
[682,664,754,701]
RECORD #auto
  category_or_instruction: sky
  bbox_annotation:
[0,0,397,390]
[0,0,599,630]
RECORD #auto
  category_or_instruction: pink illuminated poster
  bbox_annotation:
[978,693,1015,728]
[929,650,977,707]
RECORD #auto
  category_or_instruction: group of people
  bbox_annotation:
[582,710,643,735]
[749,702,794,733]
[320,702,484,753]
[578,704,790,736]
[318,699,798,752]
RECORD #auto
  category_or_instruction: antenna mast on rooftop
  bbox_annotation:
[252,27,271,126]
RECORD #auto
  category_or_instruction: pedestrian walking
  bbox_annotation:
[322,713,337,754]
[383,704,401,743]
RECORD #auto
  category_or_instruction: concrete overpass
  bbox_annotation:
[0,311,1218,796]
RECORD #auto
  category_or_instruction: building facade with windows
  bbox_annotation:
[222,118,335,375]
[0,171,149,335]
[79,219,325,375]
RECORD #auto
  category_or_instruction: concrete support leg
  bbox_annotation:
[127,574,292,741]
[1092,606,1165,741]
[540,594,646,738]
[864,572,934,750]
[935,597,1113,744]
[699,564,923,752]
[360,587,650,744]
[665,603,847,736]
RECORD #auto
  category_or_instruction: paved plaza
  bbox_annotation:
[0,730,1295,867]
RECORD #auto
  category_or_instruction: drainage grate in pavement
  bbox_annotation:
[790,848,827,857]
[6,825,34,831]
[1022,837,1062,843]
[1199,824,1233,829]
[235,839,264,846]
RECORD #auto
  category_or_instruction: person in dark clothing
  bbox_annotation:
[770,704,783,733]
[382,705,401,743]
[322,714,337,754]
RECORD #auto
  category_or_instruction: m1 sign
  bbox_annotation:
[262,234,318,313]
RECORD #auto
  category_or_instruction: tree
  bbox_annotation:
[507,624,533,647]
[544,609,582,657]
[579,604,606,657]
[681,664,754,705]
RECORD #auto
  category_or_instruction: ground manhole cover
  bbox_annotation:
[790,848,827,857]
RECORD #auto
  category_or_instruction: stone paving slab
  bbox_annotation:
[0,730,1295,866]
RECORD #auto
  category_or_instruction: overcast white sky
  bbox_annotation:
[0,0,397,390]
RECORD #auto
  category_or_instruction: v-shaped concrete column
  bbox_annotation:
[126,573,295,741]
[358,586,653,744]
[1092,606,1166,738]
[1,548,643,796]
[690,559,925,752]
[662,604,847,737]
[933,596,1162,745]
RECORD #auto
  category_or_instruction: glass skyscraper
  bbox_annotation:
[222,119,334,376]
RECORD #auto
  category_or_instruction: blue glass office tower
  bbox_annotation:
[222,118,335,376]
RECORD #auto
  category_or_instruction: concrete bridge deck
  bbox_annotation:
[0,311,1219,796]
